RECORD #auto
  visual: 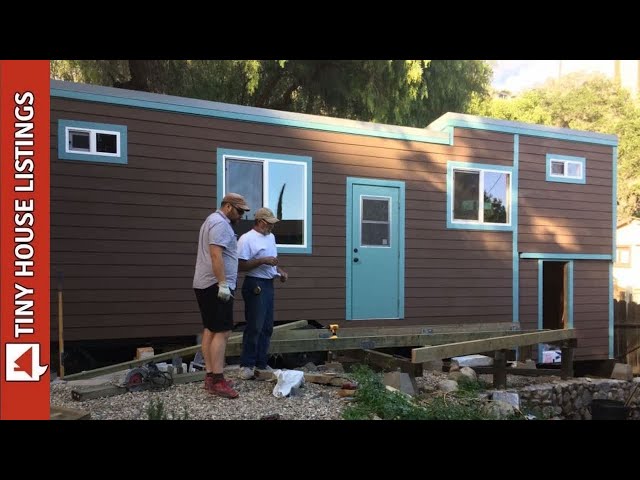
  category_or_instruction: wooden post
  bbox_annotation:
[560,340,575,379]
[493,349,507,389]
[57,271,65,379]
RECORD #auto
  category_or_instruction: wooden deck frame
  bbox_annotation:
[411,329,578,388]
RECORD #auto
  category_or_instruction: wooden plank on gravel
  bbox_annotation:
[51,405,91,420]
[71,371,207,401]
[64,320,308,380]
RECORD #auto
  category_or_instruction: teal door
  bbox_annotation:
[347,179,404,320]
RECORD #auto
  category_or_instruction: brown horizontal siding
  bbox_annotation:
[518,135,613,256]
[517,259,610,360]
[573,260,610,363]
[55,97,609,343]
[519,260,538,331]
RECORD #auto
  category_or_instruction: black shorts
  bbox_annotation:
[194,284,234,332]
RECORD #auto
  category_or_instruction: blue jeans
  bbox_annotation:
[240,277,274,369]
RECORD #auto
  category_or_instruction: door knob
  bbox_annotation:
[353,258,359,263]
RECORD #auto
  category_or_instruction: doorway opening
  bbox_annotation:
[542,261,569,330]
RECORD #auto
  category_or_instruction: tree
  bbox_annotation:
[50,60,492,127]
[470,73,640,220]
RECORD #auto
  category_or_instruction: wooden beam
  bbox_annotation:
[72,371,207,401]
[352,349,422,377]
[411,329,577,363]
[471,366,562,377]
[493,350,507,389]
[226,330,528,357]
[561,340,576,379]
[50,405,91,420]
[270,322,521,340]
[63,320,308,380]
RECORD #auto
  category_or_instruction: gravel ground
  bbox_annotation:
[51,369,349,420]
[51,366,563,420]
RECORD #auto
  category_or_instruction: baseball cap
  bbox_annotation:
[221,192,250,212]
[254,207,280,224]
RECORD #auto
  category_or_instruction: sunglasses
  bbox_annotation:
[234,206,246,216]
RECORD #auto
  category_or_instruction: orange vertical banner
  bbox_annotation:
[0,60,50,420]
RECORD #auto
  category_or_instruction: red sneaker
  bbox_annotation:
[209,379,239,399]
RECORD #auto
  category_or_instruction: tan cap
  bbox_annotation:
[255,207,280,224]
[221,192,250,212]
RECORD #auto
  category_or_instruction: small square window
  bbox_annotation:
[58,120,127,165]
[546,154,586,184]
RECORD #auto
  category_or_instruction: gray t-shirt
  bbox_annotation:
[193,211,239,290]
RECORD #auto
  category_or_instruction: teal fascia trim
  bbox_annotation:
[609,262,614,358]
[57,119,127,164]
[512,135,519,325]
[446,161,514,231]
[429,113,618,147]
[545,154,586,184]
[610,146,617,358]
[51,80,450,145]
[346,177,405,321]
[537,260,543,363]
[612,147,618,258]
[567,260,574,329]
[216,148,312,254]
[520,253,612,260]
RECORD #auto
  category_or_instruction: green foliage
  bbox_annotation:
[342,365,498,420]
[146,399,189,420]
[471,72,640,220]
[456,376,491,396]
[50,60,492,127]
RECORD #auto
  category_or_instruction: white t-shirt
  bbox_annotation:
[237,228,279,279]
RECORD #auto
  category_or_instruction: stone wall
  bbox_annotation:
[518,378,640,420]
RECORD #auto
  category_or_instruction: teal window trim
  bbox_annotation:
[545,154,586,184]
[520,253,612,260]
[446,161,514,231]
[57,120,127,164]
[346,177,405,321]
[512,135,520,327]
[217,148,312,254]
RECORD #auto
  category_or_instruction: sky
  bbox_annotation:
[491,60,617,93]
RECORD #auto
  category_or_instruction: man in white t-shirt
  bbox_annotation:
[236,207,288,380]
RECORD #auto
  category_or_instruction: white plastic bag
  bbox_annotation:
[272,369,305,398]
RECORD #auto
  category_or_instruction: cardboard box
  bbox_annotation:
[136,347,154,360]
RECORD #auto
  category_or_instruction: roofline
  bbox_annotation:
[50,79,451,145]
[429,112,618,147]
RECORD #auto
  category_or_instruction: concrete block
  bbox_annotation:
[382,371,417,396]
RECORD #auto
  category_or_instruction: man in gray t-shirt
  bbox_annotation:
[193,193,250,399]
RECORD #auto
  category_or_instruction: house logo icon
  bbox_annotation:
[5,343,48,381]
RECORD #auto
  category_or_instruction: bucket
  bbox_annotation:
[590,399,630,420]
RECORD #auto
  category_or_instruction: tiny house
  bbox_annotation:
[50,79,618,362]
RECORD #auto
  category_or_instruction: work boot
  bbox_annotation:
[209,378,239,399]
[205,375,233,392]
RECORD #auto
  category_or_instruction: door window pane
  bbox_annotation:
[361,197,390,247]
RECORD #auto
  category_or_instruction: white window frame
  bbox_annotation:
[218,149,312,254]
[448,163,512,230]
[546,154,586,184]
[66,126,121,157]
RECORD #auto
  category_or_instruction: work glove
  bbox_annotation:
[217,282,231,302]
